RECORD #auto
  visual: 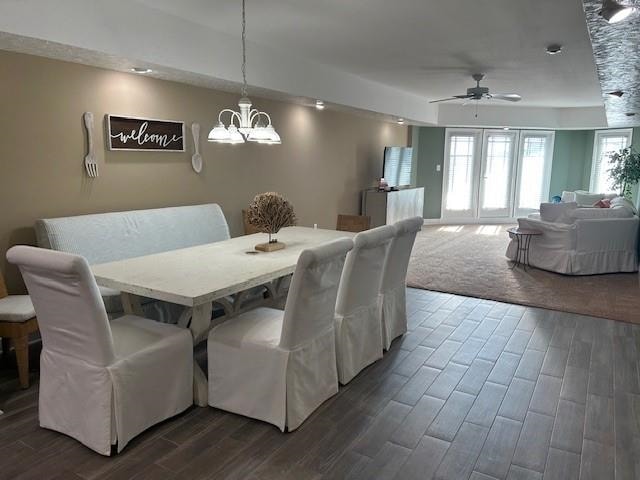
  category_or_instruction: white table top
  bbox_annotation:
[92,226,354,307]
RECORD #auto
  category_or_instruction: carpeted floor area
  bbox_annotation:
[407,224,640,324]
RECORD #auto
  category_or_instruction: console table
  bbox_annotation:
[362,187,424,227]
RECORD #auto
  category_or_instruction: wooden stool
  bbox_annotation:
[0,272,38,389]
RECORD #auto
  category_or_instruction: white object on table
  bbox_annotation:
[191,123,202,173]
[83,112,98,178]
[91,226,355,406]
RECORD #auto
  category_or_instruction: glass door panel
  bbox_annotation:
[514,131,555,217]
[478,130,518,218]
[442,129,482,219]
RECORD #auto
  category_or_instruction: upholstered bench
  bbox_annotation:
[0,271,38,388]
[35,204,234,322]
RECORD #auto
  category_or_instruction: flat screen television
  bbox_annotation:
[383,146,413,188]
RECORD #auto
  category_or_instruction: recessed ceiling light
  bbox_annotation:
[397,118,405,125]
[131,67,152,74]
[546,44,563,55]
[315,100,325,110]
[599,0,634,23]
[503,127,510,131]
[608,90,625,97]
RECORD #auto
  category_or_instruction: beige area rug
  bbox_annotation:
[407,224,640,324]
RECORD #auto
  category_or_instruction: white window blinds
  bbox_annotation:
[517,134,551,211]
[445,134,476,211]
[590,130,633,194]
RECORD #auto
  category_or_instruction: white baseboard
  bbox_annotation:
[423,217,517,225]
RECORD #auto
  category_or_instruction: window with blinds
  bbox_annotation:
[515,133,554,215]
[482,134,514,210]
[590,130,633,193]
[445,134,476,212]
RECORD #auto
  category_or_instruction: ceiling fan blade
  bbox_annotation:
[429,94,473,104]
[490,93,522,102]
[429,97,460,104]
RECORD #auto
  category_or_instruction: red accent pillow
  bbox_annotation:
[593,199,611,208]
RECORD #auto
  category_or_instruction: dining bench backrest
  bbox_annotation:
[35,203,230,265]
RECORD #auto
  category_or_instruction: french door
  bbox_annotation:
[442,129,482,219]
[478,130,518,218]
[442,128,555,221]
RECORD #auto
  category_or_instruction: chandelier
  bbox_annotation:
[208,0,281,145]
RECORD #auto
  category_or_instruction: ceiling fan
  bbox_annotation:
[429,73,522,104]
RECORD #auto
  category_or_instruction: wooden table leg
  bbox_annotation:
[189,302,213,407]
[13,335,29,389]
[121,292,144,316]
[1,337,9,363]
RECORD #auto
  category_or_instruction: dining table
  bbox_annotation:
[91,226,355,406]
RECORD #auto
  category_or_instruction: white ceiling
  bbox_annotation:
[0,0,609,127]
[136,0,603,108]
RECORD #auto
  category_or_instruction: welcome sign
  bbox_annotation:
[107,115,185,152]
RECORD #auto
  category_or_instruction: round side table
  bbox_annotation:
[507,227,542,270]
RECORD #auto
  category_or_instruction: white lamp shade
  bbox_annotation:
[247,125,272,142]
[226,125,245,144]
[258,126,281,144]
[208,122,230,142]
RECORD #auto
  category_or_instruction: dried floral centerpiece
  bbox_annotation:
[247,192,297,252]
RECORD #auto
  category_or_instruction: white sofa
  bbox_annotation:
[35,204,231,321]
[506,199,639,275]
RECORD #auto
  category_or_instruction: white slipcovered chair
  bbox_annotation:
[380,216,423,350]
[6,246,193,456]
[208,238,354,431]
[334,225,395,384]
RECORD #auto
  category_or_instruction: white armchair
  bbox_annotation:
[208,238,353,431]
[380,216,423,350]
[6,246,193,455]
[334,225,395,384]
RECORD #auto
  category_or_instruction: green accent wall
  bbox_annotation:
[414,126,446,218]
[413,126,640,218]
[548,130,593,198]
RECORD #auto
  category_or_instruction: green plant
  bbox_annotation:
[608,146,640,199]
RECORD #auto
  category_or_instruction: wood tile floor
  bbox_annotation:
[0,288,638,479]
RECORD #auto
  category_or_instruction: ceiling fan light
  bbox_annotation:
[599,0,634,23]
[208,122,230,142]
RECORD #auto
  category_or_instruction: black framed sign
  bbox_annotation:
[107,115,185,152]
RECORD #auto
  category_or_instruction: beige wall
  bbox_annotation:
[0,50,408,291]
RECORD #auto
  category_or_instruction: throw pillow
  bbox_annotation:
[593,199,611,208]
[574,190,606,207]
[610,196,638,215]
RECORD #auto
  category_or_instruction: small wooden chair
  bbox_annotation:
[336,214,371,233]
[0,271,38,389]
[242,209,262,235]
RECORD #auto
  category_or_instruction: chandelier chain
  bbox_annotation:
[241,0,248,97]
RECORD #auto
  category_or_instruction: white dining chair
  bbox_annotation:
[380,216,423,350]
[208,237,353,431]
[334,225,395,384]
[6,246,193,456]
